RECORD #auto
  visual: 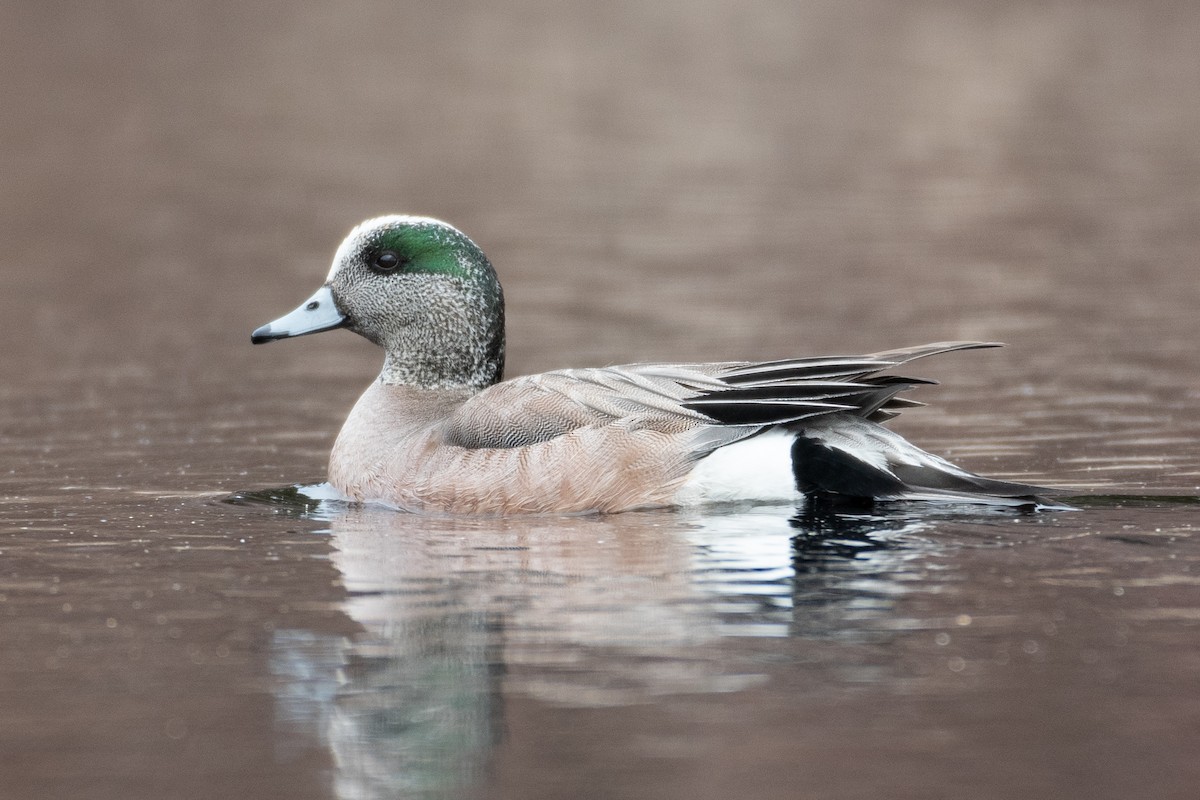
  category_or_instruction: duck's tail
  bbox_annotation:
[678,341,1064,510]
[789,416,1060,510]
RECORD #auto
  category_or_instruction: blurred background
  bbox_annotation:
[4,0,1198,391]
[3,2,1200,799]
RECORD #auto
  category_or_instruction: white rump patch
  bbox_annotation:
[675,430,799,506]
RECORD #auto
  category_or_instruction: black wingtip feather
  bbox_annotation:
[681,342,1005,427]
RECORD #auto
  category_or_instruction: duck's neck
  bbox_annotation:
[377,320,505,391]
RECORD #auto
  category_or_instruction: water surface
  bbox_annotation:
[2,2,1199,798]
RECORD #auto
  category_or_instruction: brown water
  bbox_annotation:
[3,2,1199,798]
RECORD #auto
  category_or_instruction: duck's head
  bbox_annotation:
[252,215,505,390]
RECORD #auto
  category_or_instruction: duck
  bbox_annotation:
[251,215,1053,515]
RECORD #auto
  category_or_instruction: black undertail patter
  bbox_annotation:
[789,433,908,499]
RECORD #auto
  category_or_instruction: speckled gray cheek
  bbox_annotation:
[327,267,383,344]
[343,271,502,390]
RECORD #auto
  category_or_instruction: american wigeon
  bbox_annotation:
[252,215,1052,514]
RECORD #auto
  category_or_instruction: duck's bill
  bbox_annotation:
[251,285,347,344]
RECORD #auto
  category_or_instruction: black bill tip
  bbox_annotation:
[251,324,281,345]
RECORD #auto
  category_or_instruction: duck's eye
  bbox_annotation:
[371,250,404,273]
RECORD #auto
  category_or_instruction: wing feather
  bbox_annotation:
[443,342,999,450]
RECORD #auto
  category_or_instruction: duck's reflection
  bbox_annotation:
[270,501,940,799]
